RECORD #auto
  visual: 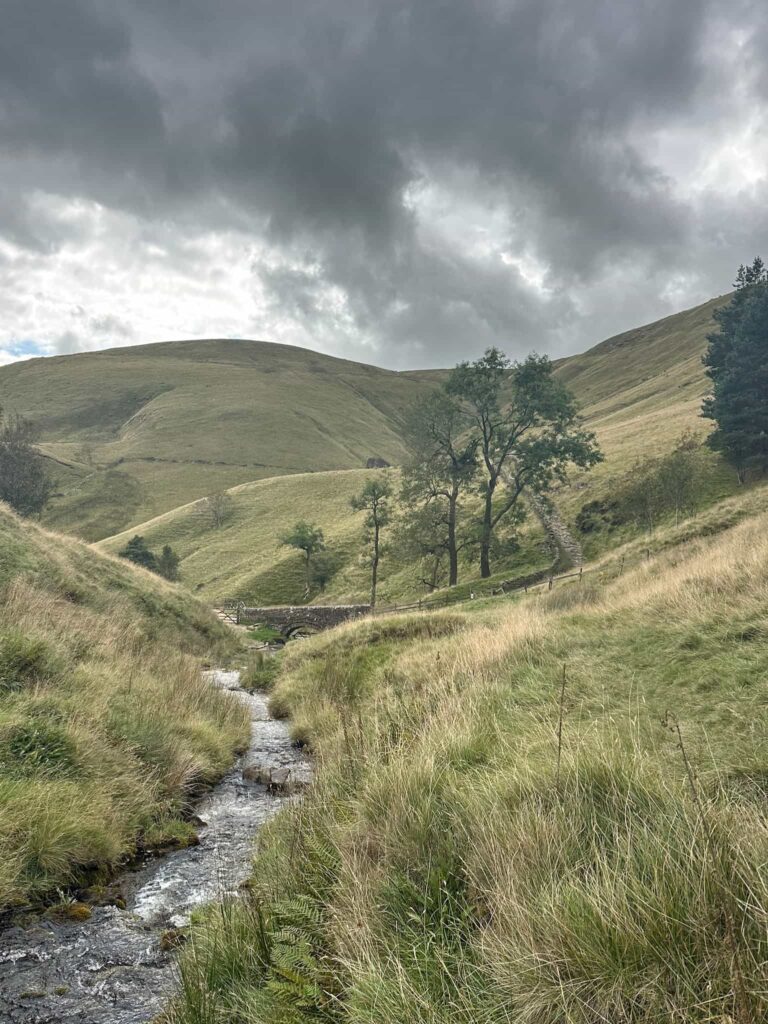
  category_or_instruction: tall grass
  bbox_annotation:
[0,505,248,908]
[171,511,768,1023]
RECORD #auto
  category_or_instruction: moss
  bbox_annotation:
[159,927,188,952]
[142,818,200,853]
[45,901,92,922]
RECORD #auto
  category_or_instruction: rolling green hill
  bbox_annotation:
[98,294,737,605]
[0,295,727,544]
[0,339,436,540]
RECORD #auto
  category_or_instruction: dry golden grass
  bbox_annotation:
[172,503,768,1023]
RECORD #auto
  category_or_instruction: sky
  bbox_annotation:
[1,0,767,371]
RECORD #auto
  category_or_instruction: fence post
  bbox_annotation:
[578,565,583,582]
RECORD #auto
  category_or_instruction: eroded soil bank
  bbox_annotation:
[0,671,309,1024]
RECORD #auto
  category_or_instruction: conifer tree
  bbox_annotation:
[702,257,768,482]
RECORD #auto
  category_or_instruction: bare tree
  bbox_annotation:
[195,491,233,529]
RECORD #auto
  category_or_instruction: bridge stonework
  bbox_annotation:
[238,604,371,636]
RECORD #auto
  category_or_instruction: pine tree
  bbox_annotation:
[702,258,768,481]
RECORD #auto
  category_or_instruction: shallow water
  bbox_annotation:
[0,671,309,1024]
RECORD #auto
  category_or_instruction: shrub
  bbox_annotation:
[240,652,280,692]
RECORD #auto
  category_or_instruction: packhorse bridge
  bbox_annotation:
[223,602,371,636]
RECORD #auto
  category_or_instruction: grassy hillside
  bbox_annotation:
[169,501,768,1024]
[0,295,726,544]
[100,469,385,604]
[101,295,735,607]
[98,469,554,606]
[0,503,248,910]
[0,339,435,539]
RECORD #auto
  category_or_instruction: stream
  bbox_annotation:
[0,670,310,1024]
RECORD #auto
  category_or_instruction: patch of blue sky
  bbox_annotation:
[6,339,48,357]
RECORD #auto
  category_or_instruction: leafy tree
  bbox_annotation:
[618,433,705,534]
[618,457,663,535]
[401,391,477,586]
[0,407,54,516]
[118,535,158,571]
[351,477,393,607]
[156,544,181,581]
[447,349,602,577]
[196,491,233,529]
[395,501,452,592]
[310,550,341,593]
[657,431,704,524]
[702,257,768,482]
[281,521,326,599]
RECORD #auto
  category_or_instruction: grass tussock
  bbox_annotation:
[0,504,248,909]
[171,510,768,1023]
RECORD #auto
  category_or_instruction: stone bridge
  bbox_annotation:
[236,603,371,636]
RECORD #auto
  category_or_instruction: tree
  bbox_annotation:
[281,521,326,599]
[351,477,393,607]
[0,407,54,516]
[196,491,233,529]
[401,391,477,586]
[310,550,341,593]
[156,544,181,581]
[395,501,454,592]
[118,535,158,572]
[702,258,768,482]
[657,431,703,524]
[618,457,663,535]
[618,433,705,534]
[447,349,602,577]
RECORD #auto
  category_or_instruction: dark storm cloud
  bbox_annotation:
[0,0,766,365]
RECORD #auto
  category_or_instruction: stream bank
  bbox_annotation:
[0,671,309,1024]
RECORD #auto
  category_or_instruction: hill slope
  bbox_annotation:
[0,503,246,908]
[172,504,768,1023]
[0,339,435,539]
[0,295,726,542]
[99,294,735,605]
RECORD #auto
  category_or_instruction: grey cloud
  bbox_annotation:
[0,0,766,366]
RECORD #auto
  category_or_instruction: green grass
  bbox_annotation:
[0,502,249,910]
[0,293,729,546]
[168,508,768,1024]
[0,339,437,539]
[90,293,739,607]
[98,468,553,606]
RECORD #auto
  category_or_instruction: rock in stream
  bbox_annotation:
[0,671,310,1024]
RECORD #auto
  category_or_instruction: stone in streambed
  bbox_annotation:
[268,767,295,793]
[242,763,271,784]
